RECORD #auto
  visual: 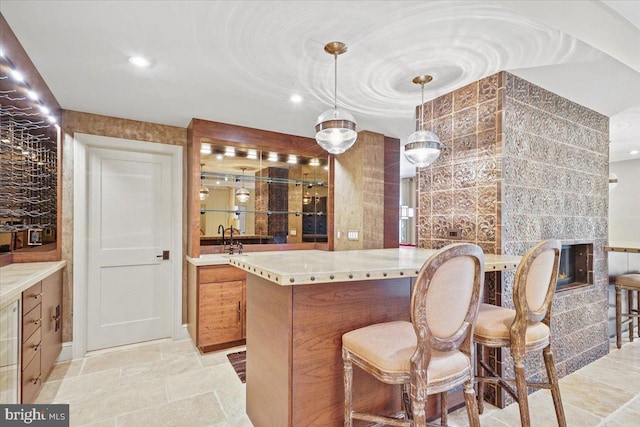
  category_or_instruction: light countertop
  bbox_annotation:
[186,254,236,266]
[0,261,66,309]
[200,247,521,286]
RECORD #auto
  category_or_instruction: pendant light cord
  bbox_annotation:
[420,82,425,131]
[334,53,338,110]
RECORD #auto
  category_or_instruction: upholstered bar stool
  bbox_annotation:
[342,243,484,427]
[615,274,640,348]
[474,239,566,427]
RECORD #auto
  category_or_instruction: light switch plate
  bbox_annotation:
[290,229,297,236]
[347,230,359,241]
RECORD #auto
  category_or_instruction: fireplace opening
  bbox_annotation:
[556,243,591,292]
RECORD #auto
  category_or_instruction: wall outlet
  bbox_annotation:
[290,229,297,236]
[447,228,462,240]
[337,231,341,239]
[347,230,359,241]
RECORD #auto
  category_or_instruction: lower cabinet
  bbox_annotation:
[20,269,63,403]
[188,265,246,351]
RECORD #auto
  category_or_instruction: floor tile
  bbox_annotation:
[117,392,227,427]
[81,344,162,375]
[69,378,168,426]
[119,353,201,387]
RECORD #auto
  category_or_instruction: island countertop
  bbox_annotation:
[0,261,66,309]
[219,247,521,285]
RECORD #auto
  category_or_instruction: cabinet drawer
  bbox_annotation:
[22,303,42,343]
[199,266,245,283]
[22,327,41,370]
[21,351,42,404]
[22,282,43,315]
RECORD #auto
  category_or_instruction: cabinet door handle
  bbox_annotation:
[32,375,41,385]
[237,301,241,322]
[32,292,42,300]
[33,343,41,352]
[33,318,41,326]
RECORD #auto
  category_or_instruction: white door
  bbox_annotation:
[86,146,173,351]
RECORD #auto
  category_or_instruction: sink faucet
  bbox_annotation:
[229,227,235,254]
[217,224,225,249]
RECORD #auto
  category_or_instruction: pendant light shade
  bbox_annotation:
[315,42,357,154]
[404,75,442,167]
[236,187,250,203]
[199,184,210,201]
[236,167,250,203]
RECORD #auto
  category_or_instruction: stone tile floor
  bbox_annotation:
[38,336,640,426]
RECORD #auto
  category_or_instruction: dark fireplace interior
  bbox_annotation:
[557,243,591,291]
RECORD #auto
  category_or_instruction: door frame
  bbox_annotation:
[73,133,183,359]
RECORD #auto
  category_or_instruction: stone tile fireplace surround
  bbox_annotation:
[416,71,609,406]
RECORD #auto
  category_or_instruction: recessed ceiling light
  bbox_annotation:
[26,90,38,101]
[128,56,151,68]
[630,150,639,155]
[200,143,212,155]
[290,94,303,103]
[247,149,258,160]
[268,152,278,162]
[10,69,24,82]
[287,154,297,164]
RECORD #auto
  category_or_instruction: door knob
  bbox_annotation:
[156,250,170,260]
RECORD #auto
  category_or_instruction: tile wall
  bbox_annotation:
[416,72,610,406]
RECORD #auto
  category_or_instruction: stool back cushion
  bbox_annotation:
[411,243,484,353]
[525,249,557,312]
[514,240,561,324]
[425,256,477,339]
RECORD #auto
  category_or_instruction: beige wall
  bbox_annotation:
[60,110,187,341]
[333,131,385,250]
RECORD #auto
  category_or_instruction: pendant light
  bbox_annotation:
[199,164,210,201]
[236,167,250,203]
[315,41,357,154]
[404,75,442,167]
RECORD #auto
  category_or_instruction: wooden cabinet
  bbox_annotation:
[20,269,63,403]
[188,264,246,351]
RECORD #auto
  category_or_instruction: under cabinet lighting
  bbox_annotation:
[268,152,278,162]
[309,158,320,167]
[287,154,297,164]
[200,143,212,155]
[247,149,258,159]
[225,147,236,157]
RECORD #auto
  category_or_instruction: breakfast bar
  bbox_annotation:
[227,248,521,427]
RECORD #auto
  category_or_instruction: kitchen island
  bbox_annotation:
[225,248,521,427]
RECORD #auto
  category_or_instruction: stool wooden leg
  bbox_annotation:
[343,348,353,427]
[543,345,567,427]
[514,358,531,427]
[410,386,426,427]
[463,380,481,427]
[616,285,622,349]
[476,344,485,414]
[440,391,448,426]
[629,289,634,343]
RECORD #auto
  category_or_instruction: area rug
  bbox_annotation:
[226,351,246,383]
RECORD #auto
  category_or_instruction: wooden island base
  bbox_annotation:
[246,274,460,426]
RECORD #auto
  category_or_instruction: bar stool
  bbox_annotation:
[615,274,640,348]
[474,239,566,427]
[342,243,484,427]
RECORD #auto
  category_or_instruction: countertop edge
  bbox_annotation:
[0,261,66,310]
